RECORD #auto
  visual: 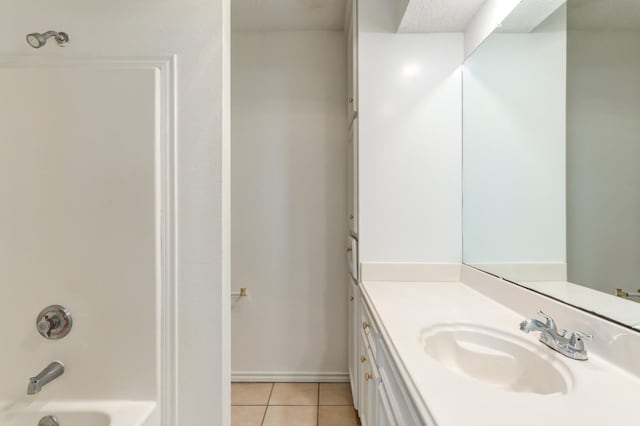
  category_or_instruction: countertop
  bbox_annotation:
[361,280,640,426]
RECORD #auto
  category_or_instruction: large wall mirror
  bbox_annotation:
[463,0,640,329]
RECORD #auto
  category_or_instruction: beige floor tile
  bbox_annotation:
[318,406,358,426]
[263,406,318,426]
[269,382,318,405]
[232,382,273,405]
[231,406,266,426]
[319,382,354,405]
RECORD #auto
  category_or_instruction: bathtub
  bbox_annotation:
[0,400,156,426]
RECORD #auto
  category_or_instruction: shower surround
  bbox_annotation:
[0,64,165,425]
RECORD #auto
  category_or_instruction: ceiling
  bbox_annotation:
[568,0,640,31]
[497,0,566,33]
[398,0,487,32]
[232,0,348,31]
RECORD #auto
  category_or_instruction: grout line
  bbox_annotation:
[232,404,266,406]
[316,382,320,426]
[260,383,275,425]
[266,382,275,406]
[267,404,324,406]
[317,404,355,406]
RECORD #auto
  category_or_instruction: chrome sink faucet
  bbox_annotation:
[27,361,64,395]
[520,311,592,361]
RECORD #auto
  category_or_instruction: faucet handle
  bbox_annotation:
[569,330,592,351]
[536,310,557,331]
[558,329,567,337]
[37,317,54,337]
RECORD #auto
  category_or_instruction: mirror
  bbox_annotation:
[463,0,640,329]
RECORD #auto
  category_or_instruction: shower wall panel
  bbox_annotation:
[0,66,159,399]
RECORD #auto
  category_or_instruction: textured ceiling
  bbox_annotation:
[498,0,566,33]
[398,0,488,32]
[568,0,640,31]
[232,0,348,31]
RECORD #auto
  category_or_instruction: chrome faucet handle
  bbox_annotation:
[36,306,72,340]
[558,329,567,337]
[536,310,557,331]
[37,317,55,337]
[569,330,592,351]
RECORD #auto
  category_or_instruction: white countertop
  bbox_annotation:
[361,280,640,426]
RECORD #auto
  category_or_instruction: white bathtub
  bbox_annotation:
[0,400,156,426]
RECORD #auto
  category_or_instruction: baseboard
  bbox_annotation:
[232,371,350,383]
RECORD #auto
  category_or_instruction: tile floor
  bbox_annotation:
[231,382,359,426]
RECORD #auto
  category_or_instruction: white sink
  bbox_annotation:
[421,324,573,395]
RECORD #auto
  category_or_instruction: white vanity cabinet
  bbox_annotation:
[354,292,424,426]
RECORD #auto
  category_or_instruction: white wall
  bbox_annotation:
[0,1,230,424]
[567,30,640,294]
[358,0,463,264]
[463,7,567,267]
[231,31,348,379]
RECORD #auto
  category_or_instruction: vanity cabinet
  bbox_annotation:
[353,291,424,426]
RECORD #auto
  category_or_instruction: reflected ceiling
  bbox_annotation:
[398,0,487,32]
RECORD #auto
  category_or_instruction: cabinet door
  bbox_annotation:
[347,118,359,236]
[348,278,359,410]
[378,341,423,426]
[377,383,398,426]
[346,0,358,123]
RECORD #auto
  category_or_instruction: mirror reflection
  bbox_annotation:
[463,0,640,328]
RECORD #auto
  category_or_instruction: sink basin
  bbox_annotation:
[421,324,573,395]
